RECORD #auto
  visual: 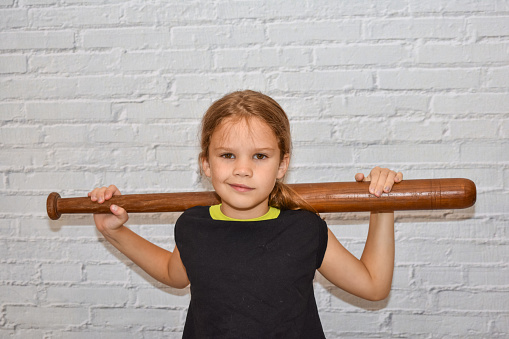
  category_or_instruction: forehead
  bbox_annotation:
[211,116,278,148]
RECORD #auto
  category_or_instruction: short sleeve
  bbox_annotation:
[315,218,328,269]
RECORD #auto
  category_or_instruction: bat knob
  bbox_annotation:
[47,192,61,220]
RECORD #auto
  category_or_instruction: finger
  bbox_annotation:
[373,168,389,197]
[104,185,120,200]
[368,166,381,195]
[89,187,104,202]
[383,171,397,193]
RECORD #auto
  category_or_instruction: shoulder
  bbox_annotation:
[281,209,325,225]
[175,206,210,231]
[180,205,210,218]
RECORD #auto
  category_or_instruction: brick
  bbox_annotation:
[367,18,465,39]
[82,27,172,49]
[0,55,26,73]
[8,172,95,190]
[0,285,38,303]
[0,102,24,121]
[41,263,82,282]
[277,96,324,118]
[0,148,49,168]
[391,120,445,141]
[275,71,373,92]
[174,73,266,94]
[19,0,56,4]
[26,101,112,120]
[291,120,334,142]
[85,263,128,283]
[416,42,509,64]
[155,146,199,167]
[46,286,129,305]
[30,51,120,74]
[0,31,74,50]
[330,94,429,116]
[90,124,135,143]
[0,9,28,29]
[449,241,508,263]
[291,145,353,166]
[319,312,381,333]
[0,126,41,144]
[467,266,509,286]
[469,16,509,37]
[0,263,36,281]
[91,307,181,327]
[136,287,190,307]
[0,77,79,100]
[53,331,137,339]
[448,119,500,140]
[378,69,480,90]
[358,144,458,163]
[29,6,121,27]
[438,290,509,311]
[460,142,509,162]
[5,305,89,328]
[123,2,215,23]
[115,100,209,120]
[410,0,508,13]
[102,170,196,191]
[18,217,98,239]
[315,44,411,66]
[392,313,489,335]
[413,265,464,286]
[267,21,362,44]
[171,24,265,47]
[384,289,430,310]
[137,122,199,145]
[486,67,509,88]
[121,50,212,72]
[215,48,280,69]
[75,75,168,98]
[335,118,392,142]
[43,125,89,144]
[432,93,509,114]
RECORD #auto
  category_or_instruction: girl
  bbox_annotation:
[89,90,403,338]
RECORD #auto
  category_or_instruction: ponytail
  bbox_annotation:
[269,180,318,214]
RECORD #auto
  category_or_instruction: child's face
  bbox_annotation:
[202,117,289,219]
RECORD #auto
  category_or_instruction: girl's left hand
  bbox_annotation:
[355,167,403,197]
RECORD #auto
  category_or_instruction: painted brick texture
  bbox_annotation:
[1,1,508,338]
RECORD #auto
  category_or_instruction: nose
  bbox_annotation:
[233,158,253,177]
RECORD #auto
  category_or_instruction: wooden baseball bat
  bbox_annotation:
[47,178,476,220]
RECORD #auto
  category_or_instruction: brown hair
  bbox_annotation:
[199,90,316,213]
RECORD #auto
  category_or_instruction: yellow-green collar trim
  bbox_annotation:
[209,204,280,221]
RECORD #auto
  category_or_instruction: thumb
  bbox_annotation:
[110,204,129,223]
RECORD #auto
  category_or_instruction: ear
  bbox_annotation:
[276,154,290,179]
[201,156,212,178]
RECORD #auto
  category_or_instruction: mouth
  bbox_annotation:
[229,183,254,192]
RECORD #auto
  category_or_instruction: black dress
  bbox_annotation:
[175,206,328,339]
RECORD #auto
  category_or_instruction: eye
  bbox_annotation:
[254,153,268,160]
[221,153,235,159]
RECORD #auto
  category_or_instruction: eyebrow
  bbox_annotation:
[213,146,277,153]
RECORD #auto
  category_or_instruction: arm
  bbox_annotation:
[318,167,402,301]
[89,185,190,289]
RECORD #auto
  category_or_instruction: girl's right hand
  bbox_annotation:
[88,185,128,234]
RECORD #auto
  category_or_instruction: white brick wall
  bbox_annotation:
[1,0,508,338]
